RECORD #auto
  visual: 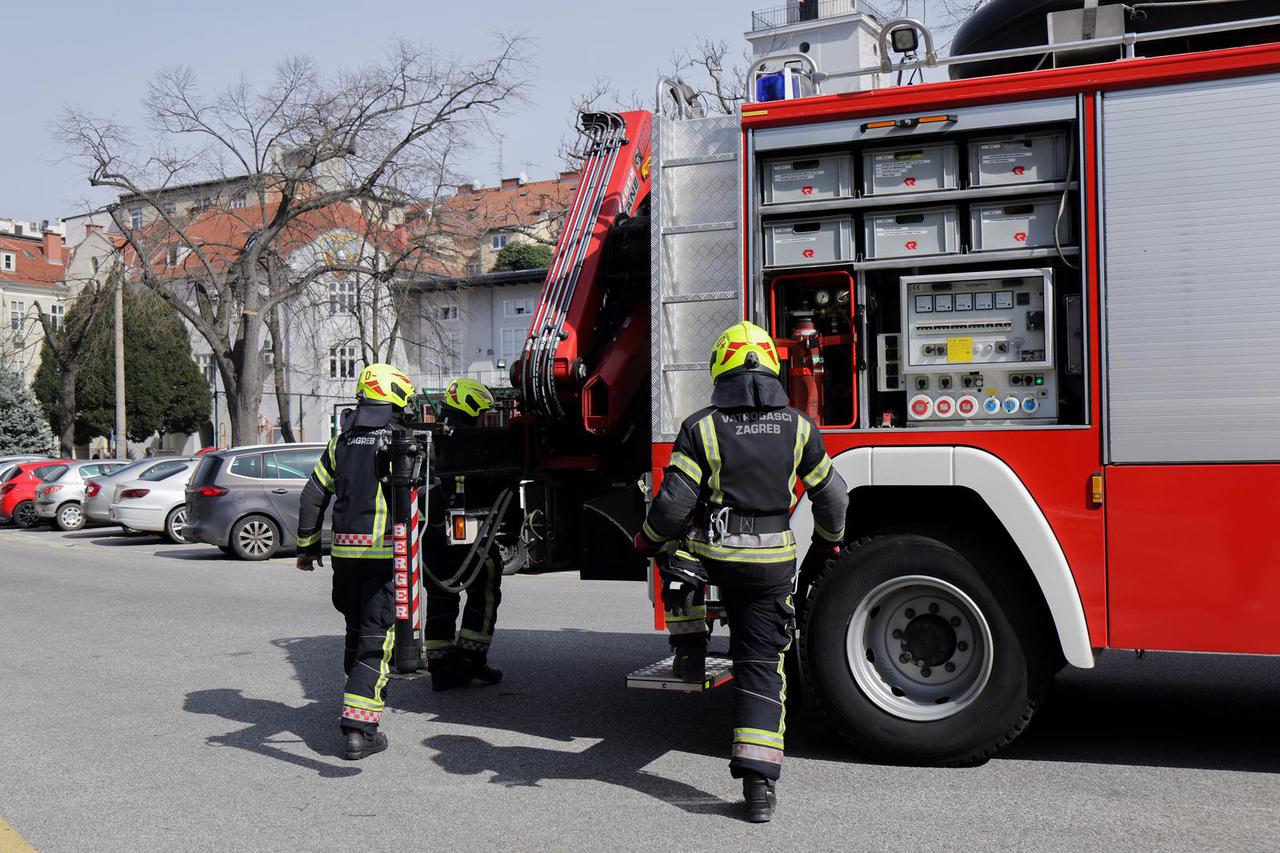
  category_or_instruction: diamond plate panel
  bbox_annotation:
[661,371,718,437]
[661,161,739,229]
[663,231,740,297]
[662,300,740,365]
[652,115,742,442]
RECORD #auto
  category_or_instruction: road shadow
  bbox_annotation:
[182,636,361,778]
[1000,651,1280,773]
[154,547,229,561]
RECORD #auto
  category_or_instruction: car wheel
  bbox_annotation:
[165,505,190,544]
[12,501,39,529]
[230,515,280,561]
[55,502,86,532]
[802,534,1051,767]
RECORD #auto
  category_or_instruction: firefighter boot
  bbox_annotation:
[671,634,707,683]
[742,771,777,823]
[342,729,388,761]
[460,650,503,685]
[428,651,471,692]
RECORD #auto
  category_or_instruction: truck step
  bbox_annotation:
[626,654,734,692]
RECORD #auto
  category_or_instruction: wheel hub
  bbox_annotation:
[900,613,956,667]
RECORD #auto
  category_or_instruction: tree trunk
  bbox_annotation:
[266,305,296,443]
[58,366,78,458]
[224,308,265,447]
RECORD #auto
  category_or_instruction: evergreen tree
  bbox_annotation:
[34,285,210,445]
[491,241,553,272]
[0,369,53,454]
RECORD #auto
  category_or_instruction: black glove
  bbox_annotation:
[809,540,841,572]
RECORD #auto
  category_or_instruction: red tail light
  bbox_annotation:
[0,484,13,496]
[120,488,150,499]
[43,485,63,495]
[198,486,228,497]
[86,483,100,497]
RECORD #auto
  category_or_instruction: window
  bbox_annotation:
[491,233,508,250]
[162,202,177,215]
[329,345,357,379]
[499,328,524,364]
[193,197,213,212]
[503,297,534,318]
[438,304,458,321]
[140,460,190,481]
[10,300,24,331]
[230,194,247,209]
[264,448,322,480]
[196,354,216,387]
[227,454,262,479]
[91,256,100,274]
[1,252,14,272]
[45,304,64,331]
[13,224,23,237]
[41,465,69,482]
[129,208,142,230]
[165,246,181,266]
[329,278,356,315]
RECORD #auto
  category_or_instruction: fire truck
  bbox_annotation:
[414,2,1280,766]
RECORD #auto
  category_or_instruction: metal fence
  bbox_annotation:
[750,0,896,31]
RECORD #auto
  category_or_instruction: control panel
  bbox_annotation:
[901,269,1057,423]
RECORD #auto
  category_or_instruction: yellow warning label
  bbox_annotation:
[947,337,973,363]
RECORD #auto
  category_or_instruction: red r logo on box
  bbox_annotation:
[905,241,919,251]
[1014,232,1029,242]
[1012,166,1026,176]
[904,177,917,187]
[802,249,815,258]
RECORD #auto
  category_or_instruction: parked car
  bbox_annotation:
[83,458,195,529]
[1,460,68,528]
[185,443,327,560]
[108,459,201,543]
[34,460,133,530]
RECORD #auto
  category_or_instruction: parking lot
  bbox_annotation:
[2,524,1279,851]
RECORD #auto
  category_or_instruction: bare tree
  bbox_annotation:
[59,37,529,445]
[31,283,108,456]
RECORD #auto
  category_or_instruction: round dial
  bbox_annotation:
[814,289,831,306]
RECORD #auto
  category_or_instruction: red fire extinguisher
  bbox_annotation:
[788,316,823,422]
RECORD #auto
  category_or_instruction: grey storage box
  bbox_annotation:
[864,207,960,259]
[969,132,1070,187]
[762,154,853,204]
[970,197,1073,252]
[764,215,854,267]
[863,143,959,196]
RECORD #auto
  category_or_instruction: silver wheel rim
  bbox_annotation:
[237,520,274,557]
[846,574,994,722]
[60,505,83,528]
[169,507,188,542]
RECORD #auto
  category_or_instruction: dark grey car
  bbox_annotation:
[184,443,328,560]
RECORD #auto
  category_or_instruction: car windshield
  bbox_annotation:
[0,465,23,482]
[102,459,156,481]
[140,461,192,482]
[39,465,69,482]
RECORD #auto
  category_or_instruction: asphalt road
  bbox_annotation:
[2,525,1279,852]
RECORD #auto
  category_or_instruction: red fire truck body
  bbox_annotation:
[495,11,1280,764]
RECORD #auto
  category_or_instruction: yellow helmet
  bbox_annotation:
[443,377,495,418]
[355,363,416,409]
[709,321,781,383]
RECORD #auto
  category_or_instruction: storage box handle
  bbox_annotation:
[1002,204,1035,215]
[792,222,823,233]
[791,159,820,170]
[895,214,926,225]
[894,150,926,161]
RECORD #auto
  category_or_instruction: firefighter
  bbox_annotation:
[423,377,506,692]
[634,321,848,823]
[295,362,416,761]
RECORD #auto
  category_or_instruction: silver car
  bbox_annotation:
[34,460,132,530]
[108,459,201,542]
[84,458,195,530]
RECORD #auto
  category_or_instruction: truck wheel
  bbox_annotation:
[55,502,86,531]
[12,501,39,529]
[500,539,528,576]
[802,534,1050,766]
[229,515,279,561]
[165,505,190,543]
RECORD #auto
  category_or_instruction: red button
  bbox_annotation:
[935,399,953,416]
[957,396,977,416]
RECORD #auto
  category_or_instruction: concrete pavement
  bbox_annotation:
[1,525,1278,851]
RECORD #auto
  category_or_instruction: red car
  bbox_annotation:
[1,460,66,528]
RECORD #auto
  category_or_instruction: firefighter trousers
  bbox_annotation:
[330,557,396,733]
[706,558,795,781]
[424,540,503,660]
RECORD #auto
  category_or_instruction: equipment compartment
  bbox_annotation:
[970,197,1073,252]
[862,143,960,196]
[762,154,854,204]
[864,206,960,259]
[968,132,1070,187]
[763,215,854,267]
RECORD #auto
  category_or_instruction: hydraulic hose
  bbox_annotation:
[422,487,514,595]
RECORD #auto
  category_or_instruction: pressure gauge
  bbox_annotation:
[814,289,831,307]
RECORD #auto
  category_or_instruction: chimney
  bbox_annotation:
[455,183,476,197]
[43,231,64,264]
[500,177,520,190]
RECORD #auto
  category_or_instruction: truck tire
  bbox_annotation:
[229,515,279,561]
[11,501,39,529]
[802,534,1050,766]
[55,502,86,532]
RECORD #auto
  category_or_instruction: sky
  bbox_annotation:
[2,0,956,223]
